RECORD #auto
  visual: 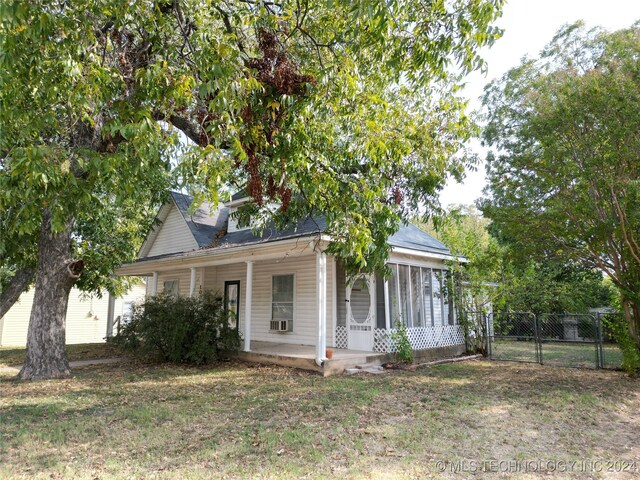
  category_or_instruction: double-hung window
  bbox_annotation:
[163,280,179,298]
[271,274,294,332]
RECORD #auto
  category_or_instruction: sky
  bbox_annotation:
[439,0,640,208]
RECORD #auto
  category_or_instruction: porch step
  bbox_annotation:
[237,344,392,377]
[323,353,389,376]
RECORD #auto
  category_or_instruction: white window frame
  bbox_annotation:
[270,273,295,332]
[121,301,134,325]
[163,279,180,298]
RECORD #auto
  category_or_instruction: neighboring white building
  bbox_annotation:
[0,283,146,347]
[117,191,465,374]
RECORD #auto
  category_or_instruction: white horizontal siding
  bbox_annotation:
[0,290,32,346]
[146,206,198,257]
[0,283,146,347]
[201,254,335,347]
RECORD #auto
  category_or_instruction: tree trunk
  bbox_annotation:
[18,211,83,380]
[0,267,34,319]
[623,300,640,350]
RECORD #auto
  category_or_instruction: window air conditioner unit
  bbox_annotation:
[270,320,289,332]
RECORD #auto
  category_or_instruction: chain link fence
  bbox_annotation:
[484,311,624,369]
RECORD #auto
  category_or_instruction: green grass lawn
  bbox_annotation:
[0,343,124,368]
[491,339,624,369]
[1,359,639,479]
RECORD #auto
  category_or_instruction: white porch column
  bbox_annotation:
[331,258,337,348]
[316,252,327,365]
[150,272,158,296]
[189,267,197,297]
[244,261,254,352]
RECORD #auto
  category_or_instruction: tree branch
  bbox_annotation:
[0,267,34,319]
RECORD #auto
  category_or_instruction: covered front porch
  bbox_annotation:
[118,237,467,375]
[237,341,391,376]
[119,238,339,368]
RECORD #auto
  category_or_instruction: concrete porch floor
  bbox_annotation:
[236,341,392,376]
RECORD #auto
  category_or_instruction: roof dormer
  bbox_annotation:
[224,191,253,232]
[224,191,282,233]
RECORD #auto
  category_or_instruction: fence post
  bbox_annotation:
[485,312,492,359]
[596,313,604,369]
[534,313,543,365]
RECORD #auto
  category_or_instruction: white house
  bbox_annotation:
[0,283,146,347]
[116,191,465,374]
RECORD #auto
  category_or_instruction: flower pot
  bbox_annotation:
[325,348,334,359]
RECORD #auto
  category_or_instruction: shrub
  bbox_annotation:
[391,320,414,364]
[603,315,640,375]
[113,291,241,364]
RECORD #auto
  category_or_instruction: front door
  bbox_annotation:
[346,274,375,351]
[224,280,240,330]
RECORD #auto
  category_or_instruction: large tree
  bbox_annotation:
[480,22,640,352]
[1,0,504,379]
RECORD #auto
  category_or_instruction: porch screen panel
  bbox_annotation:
[375,273,386,329]
[398,265,410,326]
[444,272,455,325]
[410,266,423,327]
[422,268,434,326]
[432,270,443,325]
[389,264,400,325]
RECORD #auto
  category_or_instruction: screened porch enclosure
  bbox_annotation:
[335,262,464,353]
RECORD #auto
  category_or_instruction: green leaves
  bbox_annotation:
[480,22,640,346]
[1,0,505,293]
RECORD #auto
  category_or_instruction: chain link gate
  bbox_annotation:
[484,312,622,369]
[487,312,540,363]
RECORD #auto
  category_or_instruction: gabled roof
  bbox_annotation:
[170,192,228,248]
[141,191,451,259]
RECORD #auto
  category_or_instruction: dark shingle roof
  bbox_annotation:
[170,191,450,256]
[388,223,450,254]
[231,190,249,201]
[214,216,326,249]
[170,191,229,248]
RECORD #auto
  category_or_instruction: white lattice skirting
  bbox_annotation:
[335,325,464,353]
[335,325,348,349]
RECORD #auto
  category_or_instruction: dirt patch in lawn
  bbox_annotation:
[0,359,638,479]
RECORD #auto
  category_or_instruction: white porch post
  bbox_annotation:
[244,261,253,352]
[316,252,327,365]
[150,272,158,295]
[331,257,337,349]
[384,276,392,353]
[189,267,197,297]
[384,277,391,331]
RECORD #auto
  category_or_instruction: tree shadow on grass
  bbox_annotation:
[1,360,638,478]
